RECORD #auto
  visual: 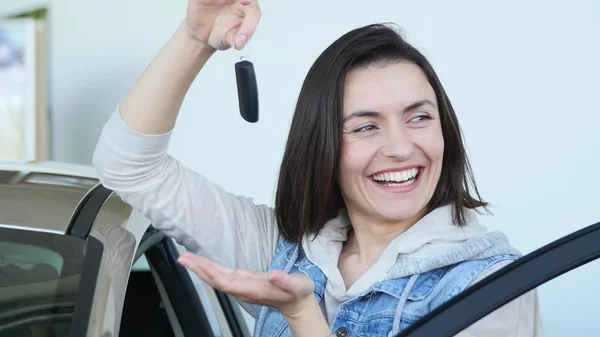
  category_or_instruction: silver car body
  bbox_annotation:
[0,161,248,337]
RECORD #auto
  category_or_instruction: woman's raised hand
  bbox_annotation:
[185,0,261,51]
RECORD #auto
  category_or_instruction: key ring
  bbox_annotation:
[233,45,249,62]
[232,40,251,61]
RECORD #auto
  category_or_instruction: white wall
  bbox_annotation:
[1,0,599,335]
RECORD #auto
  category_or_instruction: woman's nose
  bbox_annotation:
[380,128,415,160]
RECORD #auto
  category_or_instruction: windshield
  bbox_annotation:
[0,227,86,337]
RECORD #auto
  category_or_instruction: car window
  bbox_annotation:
[0,227,85,337]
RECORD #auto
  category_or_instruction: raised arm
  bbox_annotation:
[92,1,279,317]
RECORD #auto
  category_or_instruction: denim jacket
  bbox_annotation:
[252,238,520,337]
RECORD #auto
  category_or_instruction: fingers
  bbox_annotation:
[178,253,317,311]
[178,252,211,278]
[178,252,214,281]
[178,252,272,283]
[235,0,261,49]
[200,261,269,294]
[194,262,291,304]
[179,253,286,299]
[179,254,237,292]
[194,255,234,274]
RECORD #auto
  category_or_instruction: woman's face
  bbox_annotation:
[339,61,444,227]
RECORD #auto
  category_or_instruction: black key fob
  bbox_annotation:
[235,60,259,123]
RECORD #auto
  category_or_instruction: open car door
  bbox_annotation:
[395,219,600,337]
[123,225,252,337]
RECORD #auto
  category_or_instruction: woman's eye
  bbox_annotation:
[409,115,431,123]
[354,125,376,132]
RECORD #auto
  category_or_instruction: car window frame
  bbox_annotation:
[135,226,216,337]
[132,225,254,337]
[395,219,600,337]
[67,184,111,337]
[214,290,252,337]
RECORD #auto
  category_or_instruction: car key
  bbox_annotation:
[235,59,259,123]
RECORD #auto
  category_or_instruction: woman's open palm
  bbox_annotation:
[178,252,316,317]
[186,0,261,50]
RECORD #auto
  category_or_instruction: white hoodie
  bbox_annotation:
[303,205,524,325]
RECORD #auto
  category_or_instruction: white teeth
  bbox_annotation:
[372,168,418,183]
[385,180,414,187]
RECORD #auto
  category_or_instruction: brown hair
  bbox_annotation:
[274,23,488,247]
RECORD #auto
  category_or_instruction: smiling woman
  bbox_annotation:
[92,0,542,336]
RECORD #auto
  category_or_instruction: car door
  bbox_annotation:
[394,218,600,337]
[57,181,250,337]
[121,226,215,337]
[120,225,252,337]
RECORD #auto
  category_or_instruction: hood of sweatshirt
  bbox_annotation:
[302,204,522,301]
